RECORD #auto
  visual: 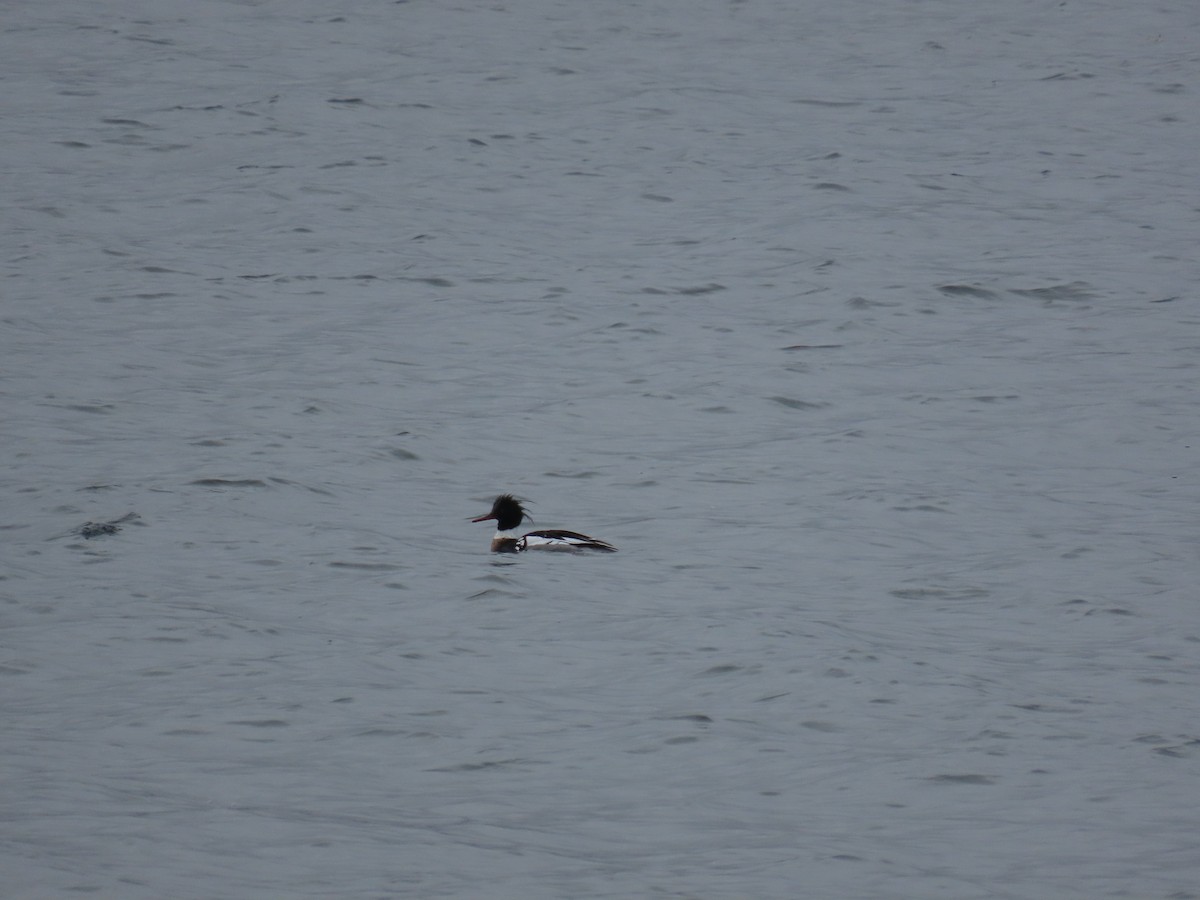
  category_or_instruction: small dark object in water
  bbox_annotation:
[79,521,120,539]
[77,512,140,539]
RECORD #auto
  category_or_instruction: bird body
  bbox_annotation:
[470,494,617,553]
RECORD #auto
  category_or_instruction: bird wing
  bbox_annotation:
[521,530,617,552]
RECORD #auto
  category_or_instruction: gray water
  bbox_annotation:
[4,1,1199,897]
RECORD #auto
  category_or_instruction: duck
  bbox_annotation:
[470,494,617,553]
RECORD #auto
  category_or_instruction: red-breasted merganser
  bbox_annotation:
[470,494,617,553]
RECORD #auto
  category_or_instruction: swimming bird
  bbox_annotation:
[470,494,617,553]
